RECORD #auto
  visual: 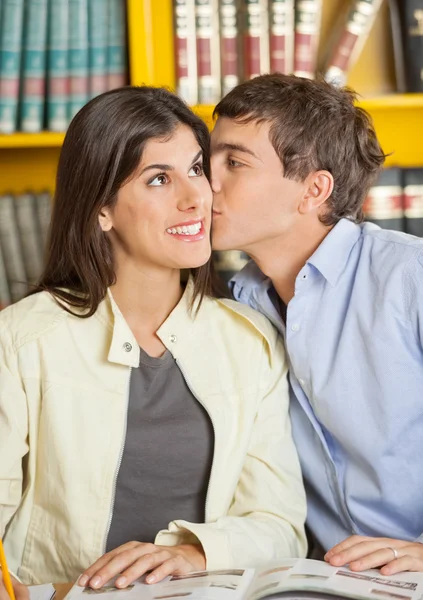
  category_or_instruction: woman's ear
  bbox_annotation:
[98,208,113,232]
[298,170,334,215]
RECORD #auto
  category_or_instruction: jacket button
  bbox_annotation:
[123,342,132,352]
[169,335,177,343]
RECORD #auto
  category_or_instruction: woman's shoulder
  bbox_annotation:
[0,291,66,352]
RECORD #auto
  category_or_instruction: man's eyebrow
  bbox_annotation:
[212,142,260,160]
[140,150,203,175]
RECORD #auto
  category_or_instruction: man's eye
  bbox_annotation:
[189,163,204,177]
[228,158,243,168]
[148,174,168,186]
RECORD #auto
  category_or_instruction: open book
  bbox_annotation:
[64,558,423,600]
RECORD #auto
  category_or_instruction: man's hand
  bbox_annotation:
[0,574,29,600]
[325,535,423,574]
[78,542,206,588]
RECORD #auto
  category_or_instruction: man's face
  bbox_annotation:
[211,117,305,253]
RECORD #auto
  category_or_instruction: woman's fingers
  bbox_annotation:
[145,555,195,585]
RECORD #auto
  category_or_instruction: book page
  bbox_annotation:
[29,583,56,600]
[65,570,256,600]
[249,559,423,600]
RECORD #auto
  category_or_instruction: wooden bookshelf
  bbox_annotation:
[1,0,423,194]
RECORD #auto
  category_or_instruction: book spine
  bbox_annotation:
[0,194,28,302]
[220,0,242,95]
[363,168,404,232]
[35,190,52,249]
[89,0,109,99]
[396,0,423,92]
[242,0,269,79]
[293,0,322,79]
[0,0,24,134]
[20,0,48,133]
[14,193,45,284]
[174,0,198,105]
[69,0,89,121]
[324,0,384,87]
[107,0,127,90]
[195,0,221,104]
[0,240,12,310]
[47,0,69,132]
[404,168,423,237]
[269,0,294,74]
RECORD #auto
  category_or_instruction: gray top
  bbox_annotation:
[106,346,214,551]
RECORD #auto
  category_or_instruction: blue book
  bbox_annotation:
[0,0,24,133]
[46,0,69,131]
[107,0,127,90]
[88,0,108,99]
[69,0,89,120]
[20,0,48,132]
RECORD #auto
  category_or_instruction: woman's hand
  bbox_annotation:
[325,535,423,574]
[0,575,29,600]
[78,542,206,588]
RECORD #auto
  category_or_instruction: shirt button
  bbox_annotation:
[291,323,300,332]
[169,334,177,343]
[299,378,305,386]
[123,342,132,352]
[302,274,307,280]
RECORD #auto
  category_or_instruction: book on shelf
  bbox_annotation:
[214,250,249,283]
[0,194,28,303]
[220,0,242,96]
[363,167,404,232]
[20,0,48,133]
[389,0,423,93]
[324,0,384,88]
[174,0,198,105]
[46,0,69,132]
[88,0,109,100]
[195,0,221,104]
[243,0,270,80]
[404,168,423,238]
[293,0,322,79]
[63,559,423,600]
[0,240,11,310]
[0,0,25,133]
[14,192,45,285]
[269,0,294,75]
[107,0,128,90]
[69,0,89,121]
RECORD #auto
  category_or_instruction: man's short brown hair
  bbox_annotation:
[214,74,387,226]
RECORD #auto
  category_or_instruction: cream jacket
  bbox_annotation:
[0,283,306,585]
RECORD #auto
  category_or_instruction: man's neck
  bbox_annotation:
[248,222,332,306]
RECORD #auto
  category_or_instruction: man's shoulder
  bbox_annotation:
[0,291,67,353]
[230,259,267,301]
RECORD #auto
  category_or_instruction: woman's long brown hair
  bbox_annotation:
[30,86,228,317]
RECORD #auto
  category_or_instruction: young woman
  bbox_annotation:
[0,87,306,599]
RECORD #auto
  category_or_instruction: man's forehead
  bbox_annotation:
[211,117,271,155]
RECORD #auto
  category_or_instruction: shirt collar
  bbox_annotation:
[307,218,362,287]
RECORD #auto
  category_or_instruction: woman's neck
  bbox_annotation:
[110,263,183,357]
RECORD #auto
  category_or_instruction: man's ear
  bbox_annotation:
[298,170,333,215]
[98,208,113,232]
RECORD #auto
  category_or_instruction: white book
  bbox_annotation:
[15,192,45,284]
[0,194,28,302]
[63,559,423,600]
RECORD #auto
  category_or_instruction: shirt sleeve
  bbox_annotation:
[155,334,307,569]
[0,325,29,538]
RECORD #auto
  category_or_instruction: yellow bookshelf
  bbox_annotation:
[1,0,423,194]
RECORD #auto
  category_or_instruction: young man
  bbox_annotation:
[210,73,423,575]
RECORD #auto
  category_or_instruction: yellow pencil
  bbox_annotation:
[0,538,16,600]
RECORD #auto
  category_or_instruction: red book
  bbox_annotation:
[242,0,269,80]
[293,0,322,79]
[195,0,220,104]
[220,0,241,95]
[270,0,294,74]
[324,0,384,87]
[174,0,198,104]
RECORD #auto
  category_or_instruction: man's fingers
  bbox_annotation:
[348,547,403,572]
[146,556,191,585]
[325,536,368,560]
[381,552,423,575]
[327,540,385,566]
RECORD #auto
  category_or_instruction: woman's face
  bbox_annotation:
[99,124,212,275]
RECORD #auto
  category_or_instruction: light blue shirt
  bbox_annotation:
[231,218,423,551]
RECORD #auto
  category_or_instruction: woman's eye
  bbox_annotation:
[189,163,204,177]
[148,174,168,186]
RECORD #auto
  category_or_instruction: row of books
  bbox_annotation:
[0,0,128,134]
[174,0,423,105]
[0,191,51,309]
[1,170,422,309]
